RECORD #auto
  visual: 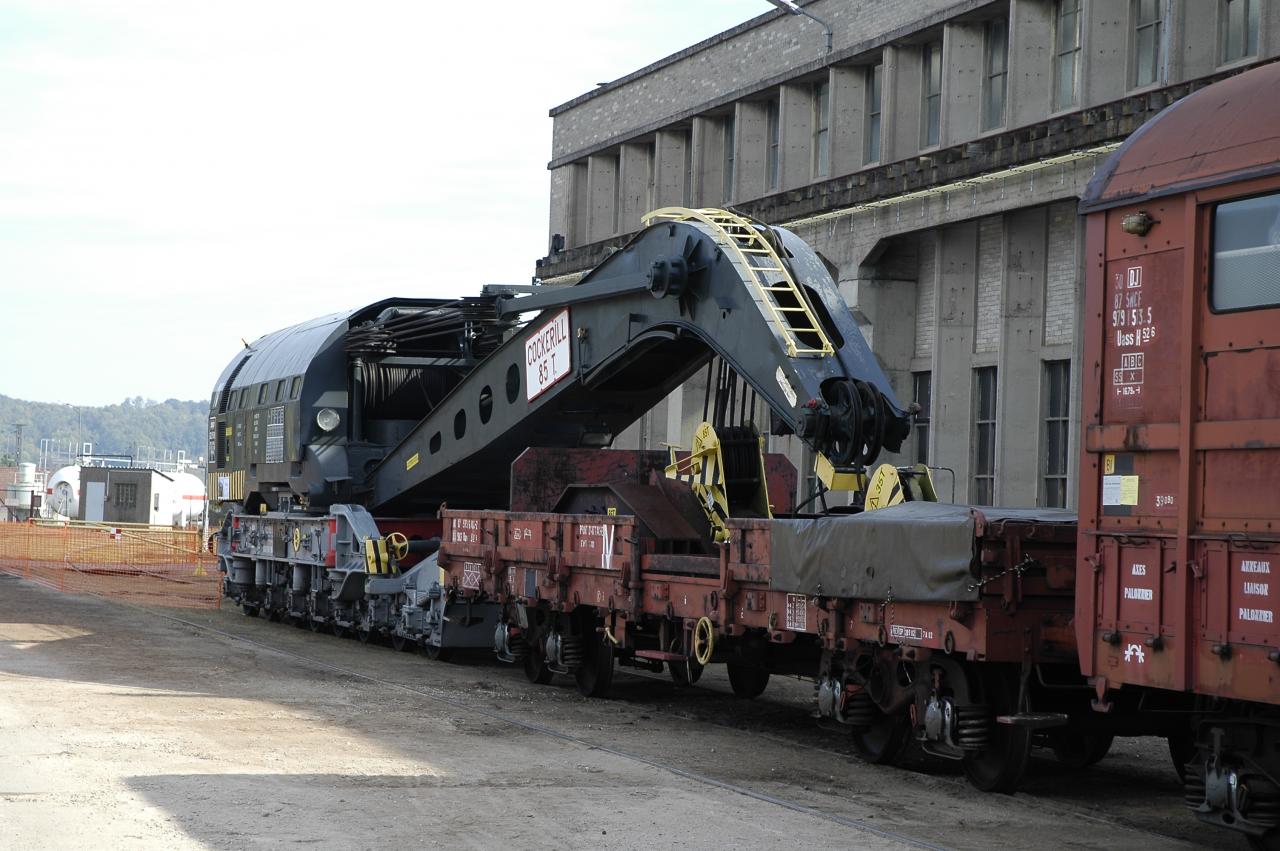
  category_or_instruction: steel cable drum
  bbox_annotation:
[360,363,462,421]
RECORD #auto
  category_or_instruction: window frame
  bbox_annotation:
[982,20,1009,131]
[812,80,831,180]
[765,99,781,192]
[1208,189,1280,314]
[921,42,943,149]
[1053,0,1083,112]
[1221,0,1260,64]
[912,371,932,466]
[114,481,138,510]
[1041,360,1071,508]
[971,366,998,505]
[257,383,268,405]
[865,62,883,164]
[1131,0,1163,89]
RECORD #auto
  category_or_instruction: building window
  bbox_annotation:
[921,42,942,148]
[114,482,138,509]
[812,80,831,179]
[289,376,302,399]
[913,372,932,465]
[275,379,285,402]
[722,114,736,202]
[983,20,1008,130]
[1054,0,1082,111]
[1222,0,1260,63]
[1133,0,1163,87]
[1042,360,1071,508]
[866,63,883,163]
[257,384,268,405]
[972,367,997,505]
[765,99,781,191]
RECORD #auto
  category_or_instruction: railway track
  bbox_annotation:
[150,602,1222,851]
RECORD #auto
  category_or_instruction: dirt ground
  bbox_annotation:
[0,574,1239,851]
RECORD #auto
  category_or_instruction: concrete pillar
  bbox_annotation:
[618,142,653,233]
[1007,0,1054,128]
[886,43,923,162]
[930,223,978,500]
[1083,0,1127,104]
[586,153,619,243]
[566,162,588,248]
[547,165,572,251]
[848,274,917,461]
[654,128,691,209]
[735,100,769,201]
[1170,0,1218,82]
[942,21,984,146]
[830,65,866,176]
[997,207,1048,507]
[691,115,724,208]
[779,82,814,191]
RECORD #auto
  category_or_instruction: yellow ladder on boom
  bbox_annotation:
[643,207,835,358]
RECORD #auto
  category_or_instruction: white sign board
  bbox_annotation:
[526,309,571,401]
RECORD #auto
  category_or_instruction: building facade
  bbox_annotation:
[537,0,1280,508]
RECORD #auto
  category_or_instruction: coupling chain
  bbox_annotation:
[966,554,1038,593]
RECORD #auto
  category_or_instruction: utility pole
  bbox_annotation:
[12,423,25,465]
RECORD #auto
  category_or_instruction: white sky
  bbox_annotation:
[0,0,760,406]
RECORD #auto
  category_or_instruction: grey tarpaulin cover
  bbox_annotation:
[768,502,1076,603]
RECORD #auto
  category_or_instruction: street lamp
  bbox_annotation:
[766,0,833,54]
[65,404,82,461]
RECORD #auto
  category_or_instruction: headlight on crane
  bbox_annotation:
[316,408,341,432]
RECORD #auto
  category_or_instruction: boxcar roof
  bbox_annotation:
[1080,61,1280,213]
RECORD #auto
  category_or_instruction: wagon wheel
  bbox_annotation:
[668,635,704,686]
[523,632,553,684]
[241,602,259,618]
[419,636,451,662]
[850,708,911,765]
[266,607,282,623]
[961,668,1032,793]
[331,623,349,640]
[355,626,372,645]
[1049,729,1114,769]
[307,616,324,633]
[390,633,409,652]
[574,634,614,698]
[726,661,770,699]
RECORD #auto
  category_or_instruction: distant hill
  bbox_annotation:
[0,395,207,467]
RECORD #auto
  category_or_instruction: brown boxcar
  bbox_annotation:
[1078,60,1280,847]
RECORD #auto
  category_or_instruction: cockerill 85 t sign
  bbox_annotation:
[525,309,571,401]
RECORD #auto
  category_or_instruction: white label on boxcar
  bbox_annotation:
[462,561,483,590]
[526,309,571,401]
[1239,607,1274,623]
[785,593,806,631]
[1123,587,1153,601]
[1242,560,1272,574]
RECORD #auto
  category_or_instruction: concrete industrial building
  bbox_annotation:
[535,0,1280,509]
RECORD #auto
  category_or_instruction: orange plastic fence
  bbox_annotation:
[0,520,221,609]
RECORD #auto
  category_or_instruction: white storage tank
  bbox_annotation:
[170,471,207,527]
[45,465,81,519]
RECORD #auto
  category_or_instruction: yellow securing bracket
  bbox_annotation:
[693,617,715,666]
[815,453,865,493]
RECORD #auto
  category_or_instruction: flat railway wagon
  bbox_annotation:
[1075,60,1280,847]
[437,473,1126,793]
